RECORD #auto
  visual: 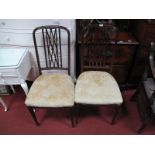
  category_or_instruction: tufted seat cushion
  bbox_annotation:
[25,74,74,107]
[75,71,123,105]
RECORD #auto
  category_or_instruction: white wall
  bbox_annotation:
[0,19,76,80]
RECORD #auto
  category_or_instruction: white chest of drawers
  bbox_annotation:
[0,48,31,95]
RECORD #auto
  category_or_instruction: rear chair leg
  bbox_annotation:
[70,106,75,127]
[121,101,128,115]
[28,107,40,126]
[75,103,79,125]
[111,105,121,125]
[137,123,147,133]
[137,118,152,133]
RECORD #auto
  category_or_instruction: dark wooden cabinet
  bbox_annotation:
[76,19,139,85]
[131,20,155,45]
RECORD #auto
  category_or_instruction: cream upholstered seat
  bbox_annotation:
[75,71,123,105]
[75,71,123,124]
[26,74,74,107]
[25,25,75,127]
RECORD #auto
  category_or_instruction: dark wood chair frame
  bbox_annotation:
[133,42,155,133]
[75,24,126,125]
[27,25,75,127]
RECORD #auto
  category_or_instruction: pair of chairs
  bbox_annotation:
[25,25,123,127]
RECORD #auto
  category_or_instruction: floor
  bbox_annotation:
[0,88,155,134]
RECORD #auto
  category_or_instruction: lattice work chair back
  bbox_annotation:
[75,24,123,125]
[80,24,118,73]
[25,25,75,127]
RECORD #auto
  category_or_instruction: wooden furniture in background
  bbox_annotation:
[130,20,155,85]
[76,19,139,86]
[133,42,155,133]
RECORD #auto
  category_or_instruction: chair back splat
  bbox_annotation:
[33,25,71,75]
[80,24,119,73]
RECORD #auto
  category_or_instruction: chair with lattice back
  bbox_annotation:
[75,24,124,124]
[25,25,75,127]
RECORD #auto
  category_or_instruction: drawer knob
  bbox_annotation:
[7,38,10,42]
[1,22,5,25]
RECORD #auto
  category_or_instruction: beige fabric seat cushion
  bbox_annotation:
[75,71,123,105]
[25,74,74,107]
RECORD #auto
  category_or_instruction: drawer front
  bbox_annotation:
[0,68,22,84]
[0,19,75,30]
[0,30,74,47]
[0,31,34,46]
[0,76,23,85]
[0,68,18,77]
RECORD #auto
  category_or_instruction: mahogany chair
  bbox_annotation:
[133,42,155,133]
[75,24,123,125]
[25,25,75,127]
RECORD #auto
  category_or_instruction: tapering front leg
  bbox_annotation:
[137,123,147,133]
[121,101,128,115]
[137,117,151,133]
[70,106,75,127]
[27,107,40,126]
[75,103,79,125]
[21,82,29,96]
